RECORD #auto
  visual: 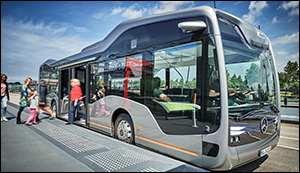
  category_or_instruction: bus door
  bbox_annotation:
[74,66,87,121]
[59,66,88,123]
[59,69,71,118]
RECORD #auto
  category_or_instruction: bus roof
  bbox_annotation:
[47,5,269,69]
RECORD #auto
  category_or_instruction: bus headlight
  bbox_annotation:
[235,136,240,143]
[231,136,235,143]
[231,136,240,143]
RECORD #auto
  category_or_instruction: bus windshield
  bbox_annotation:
[219,21,277,112]
[224,40,276,105]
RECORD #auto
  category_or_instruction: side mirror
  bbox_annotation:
[178,21,207,34]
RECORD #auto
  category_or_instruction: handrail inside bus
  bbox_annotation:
[155,51,184,95]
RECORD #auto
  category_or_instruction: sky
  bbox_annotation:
[1,1,299,83]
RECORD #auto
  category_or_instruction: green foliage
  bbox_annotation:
[164,77,196,89]
[226,63,259,90]
[245,63,259,87]
[278,61,299,90]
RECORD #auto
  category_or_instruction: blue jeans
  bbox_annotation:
[68,101,85,123]
[1,96,7,117]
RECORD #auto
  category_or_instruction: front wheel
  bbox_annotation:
[115,113,135,144]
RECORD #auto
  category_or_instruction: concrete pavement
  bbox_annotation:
[1,101,208,172]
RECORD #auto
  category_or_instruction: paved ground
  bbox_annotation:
[1,101,208,172]
[280,106,299,123]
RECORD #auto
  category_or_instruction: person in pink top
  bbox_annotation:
[1,74,10,122]
[66,78,85,125]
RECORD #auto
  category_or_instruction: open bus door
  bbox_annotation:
[58,66,87,124]
[59,69,71,118]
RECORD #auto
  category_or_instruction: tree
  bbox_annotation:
[284,61,299,83]
[226,69,234,88]
[245,63,259,87]
[278,61,299,89]
[278,72,288,89]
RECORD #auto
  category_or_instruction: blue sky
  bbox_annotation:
[1,1,299,83]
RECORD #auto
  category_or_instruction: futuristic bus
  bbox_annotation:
[39,6,281,170]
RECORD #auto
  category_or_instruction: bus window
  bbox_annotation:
[40,65,59,94]
[151,41,205,134]
[90,63,106,103]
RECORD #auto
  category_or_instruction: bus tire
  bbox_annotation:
[51,101,57,117]
[115,113,135,144]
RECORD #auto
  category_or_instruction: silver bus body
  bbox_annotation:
[39,6,280,170]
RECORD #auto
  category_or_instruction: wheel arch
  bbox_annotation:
[111,108,132,125]
[111,108,135,140]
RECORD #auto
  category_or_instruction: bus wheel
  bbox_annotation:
[115,113,135,144]
[51,101,57,117]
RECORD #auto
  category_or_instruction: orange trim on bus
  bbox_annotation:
[88,121,111,130]
[88,121,198,156]
[135,135,198,156]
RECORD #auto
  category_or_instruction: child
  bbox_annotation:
[25,90,38,126]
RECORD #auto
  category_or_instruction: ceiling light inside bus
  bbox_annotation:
[178,21,206,34]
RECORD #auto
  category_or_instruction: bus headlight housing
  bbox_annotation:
[230,136,240,144]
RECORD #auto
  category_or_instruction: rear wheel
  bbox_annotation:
[115,113,135,144]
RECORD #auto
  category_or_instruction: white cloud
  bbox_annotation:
[92,12,105,20]
[1,17,91,82]
[110,3,146,19]
[110,1,195,19]
[233,1,243,6]
[275,51,299,72]
[272,16,278,24]
[272,32,299,45]
[276,50,289,56]
[278,1,299,16]
[112,6,123,15]
[242,1,268,24]
[290,51,300,62]
[122,3,146,19]
[151,1,194,15]
[279,1,299,10]
[289,7,299,16]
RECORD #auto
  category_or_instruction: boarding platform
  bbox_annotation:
[1,102,208,172]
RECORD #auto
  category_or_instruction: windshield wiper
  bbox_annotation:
[258,101,280,114]
[270,105,280,113]
[229,103,279,122]
[229,108,261,122]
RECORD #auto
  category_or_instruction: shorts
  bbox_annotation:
[38,102,48,108]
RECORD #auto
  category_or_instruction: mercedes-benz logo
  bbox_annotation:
[260,117,268,133]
